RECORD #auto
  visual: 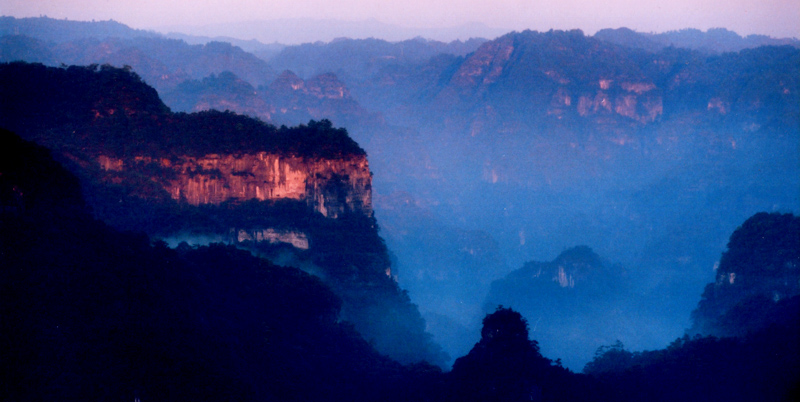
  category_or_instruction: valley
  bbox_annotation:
[1,15,798,401]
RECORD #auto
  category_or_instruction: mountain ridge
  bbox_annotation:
[0,61,446,367]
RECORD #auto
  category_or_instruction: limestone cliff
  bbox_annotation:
[1,62,448,367]
[98,152,372,219]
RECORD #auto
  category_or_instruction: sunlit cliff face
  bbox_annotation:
[98,152,373,219]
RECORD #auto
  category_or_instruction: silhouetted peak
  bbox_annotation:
[480,307,530,343]
[0,128,85,213]
[691,212,800,337]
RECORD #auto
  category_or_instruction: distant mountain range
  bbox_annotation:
[157,18,510,44]
[595,27,800,54]
[2,16,798,368]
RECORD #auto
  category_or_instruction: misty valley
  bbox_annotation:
[1,16,798,401]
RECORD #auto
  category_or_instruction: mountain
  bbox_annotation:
[3,17,798,370]
[362,29,798,354]
[0,16,160,42]
[162,70,274,121]
[164,31,286,61]
[0,128,453,401]
[595,27,800,54]
[267,36,486,80]
[157,18,505,44]
[261,29,798,362]
[0,61,446,366]
[689,212,800,337]
[415,29,798,134]
[0,32,277,92]
[483,246,638,370]
[582,213,800,402]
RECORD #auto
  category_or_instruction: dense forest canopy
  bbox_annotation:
[0,62,365,159]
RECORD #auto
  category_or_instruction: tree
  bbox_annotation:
[448,307,551,402]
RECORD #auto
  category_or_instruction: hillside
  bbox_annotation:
[0,61,445,366]
[690,212,800,337]
[484,246,635,370]
[0,33,276,91]
[583,212,800,402]
[2,17,798,370]
[0,128,430,401]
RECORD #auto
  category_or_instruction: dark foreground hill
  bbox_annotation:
[582,211,800,402]
[0,129,411,401]
[0,128,605,402]
[0,61,446,367]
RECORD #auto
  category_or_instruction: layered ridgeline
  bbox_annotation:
[363,29,800,357]
[0,61,446,366]
[3,18,799,367]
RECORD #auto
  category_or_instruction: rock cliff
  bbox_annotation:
[0,62,447,366]
[98,152,372,219]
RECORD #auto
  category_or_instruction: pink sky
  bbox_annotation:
[3,0,799,38]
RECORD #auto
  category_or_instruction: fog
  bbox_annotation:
[160,26,799,369]
[2,12,797,372]
[369,117,799,369]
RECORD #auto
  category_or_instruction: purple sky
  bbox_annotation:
[3,0,799,39]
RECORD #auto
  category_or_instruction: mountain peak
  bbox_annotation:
[691,212,800,337]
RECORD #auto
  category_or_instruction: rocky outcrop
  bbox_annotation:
[270,71,351,100]
[236,228,310,249]
[574,80,663,123]
[98,152,372,218]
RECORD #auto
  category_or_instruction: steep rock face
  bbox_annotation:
[99,153,372,218]
[439,30,667,126]
[572,79,663,123]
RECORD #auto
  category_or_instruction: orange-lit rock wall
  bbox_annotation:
[98,152,372,218]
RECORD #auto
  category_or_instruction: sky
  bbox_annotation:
[3,0,799,39]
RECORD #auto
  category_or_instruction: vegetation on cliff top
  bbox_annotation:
[0,61,366,159]
[0,128,427,401]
